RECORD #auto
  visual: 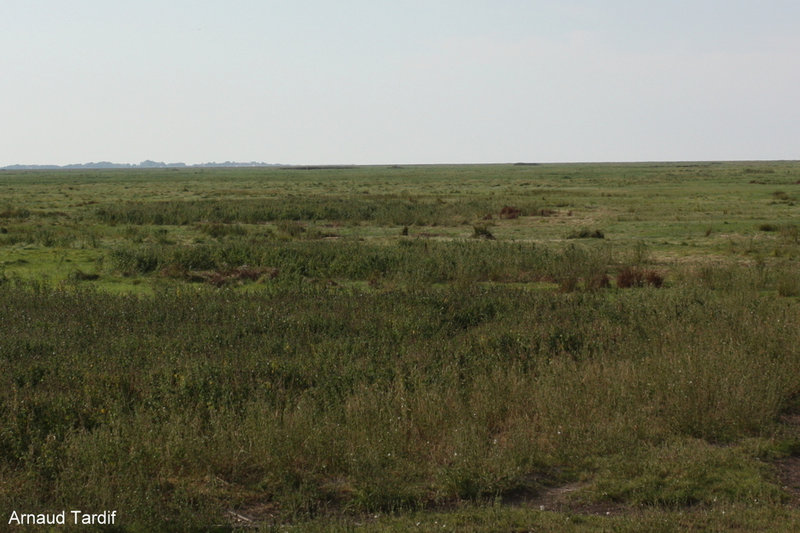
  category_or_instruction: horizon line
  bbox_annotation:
[3,158,799,170]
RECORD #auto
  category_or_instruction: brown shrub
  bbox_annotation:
[617,266,663,288]
[644,269,664,288]
[586,273,611,291]
[499,206,521,219]
[616,266,643,288]
[567,228,604,239]
[159,263,188,278]
[558,276,579,293]
[185,266,278,287]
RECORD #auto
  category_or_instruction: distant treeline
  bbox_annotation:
[1,160,279,170]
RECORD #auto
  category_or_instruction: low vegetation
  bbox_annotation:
[1,162,800,530]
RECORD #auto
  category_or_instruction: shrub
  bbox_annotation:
[499,206,521,219]
[68,270,100,281]
[197,223,247,238]
[109,247,161,274]
[617,267,663,288]
[617,266,643,288]
[567,228,604,239]
[780,225,799,244]
[644,270,664,288]
[777,273,800,297]
[586,273,611,291]
[277,221,306,238]
[558,276,579,293]
[0,208,30,219]
[472,225,495,240]
[185,266,279,287]
[773,191,791,201]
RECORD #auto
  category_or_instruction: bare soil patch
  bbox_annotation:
[502,482,628,516]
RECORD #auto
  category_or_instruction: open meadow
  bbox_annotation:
[2,162,800,530]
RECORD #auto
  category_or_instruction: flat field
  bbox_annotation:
[2,162,800,530]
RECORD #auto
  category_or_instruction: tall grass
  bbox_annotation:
[94,197,549,226]
[107,239,611,286]
[1,275,799,527]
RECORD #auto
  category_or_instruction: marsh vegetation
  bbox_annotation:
[1,162,800,530]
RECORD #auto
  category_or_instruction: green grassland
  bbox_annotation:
[1,162,800,530]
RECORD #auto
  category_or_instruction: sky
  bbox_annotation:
[2,0,799,165]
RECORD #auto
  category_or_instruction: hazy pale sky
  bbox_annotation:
[2,1,799,165]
